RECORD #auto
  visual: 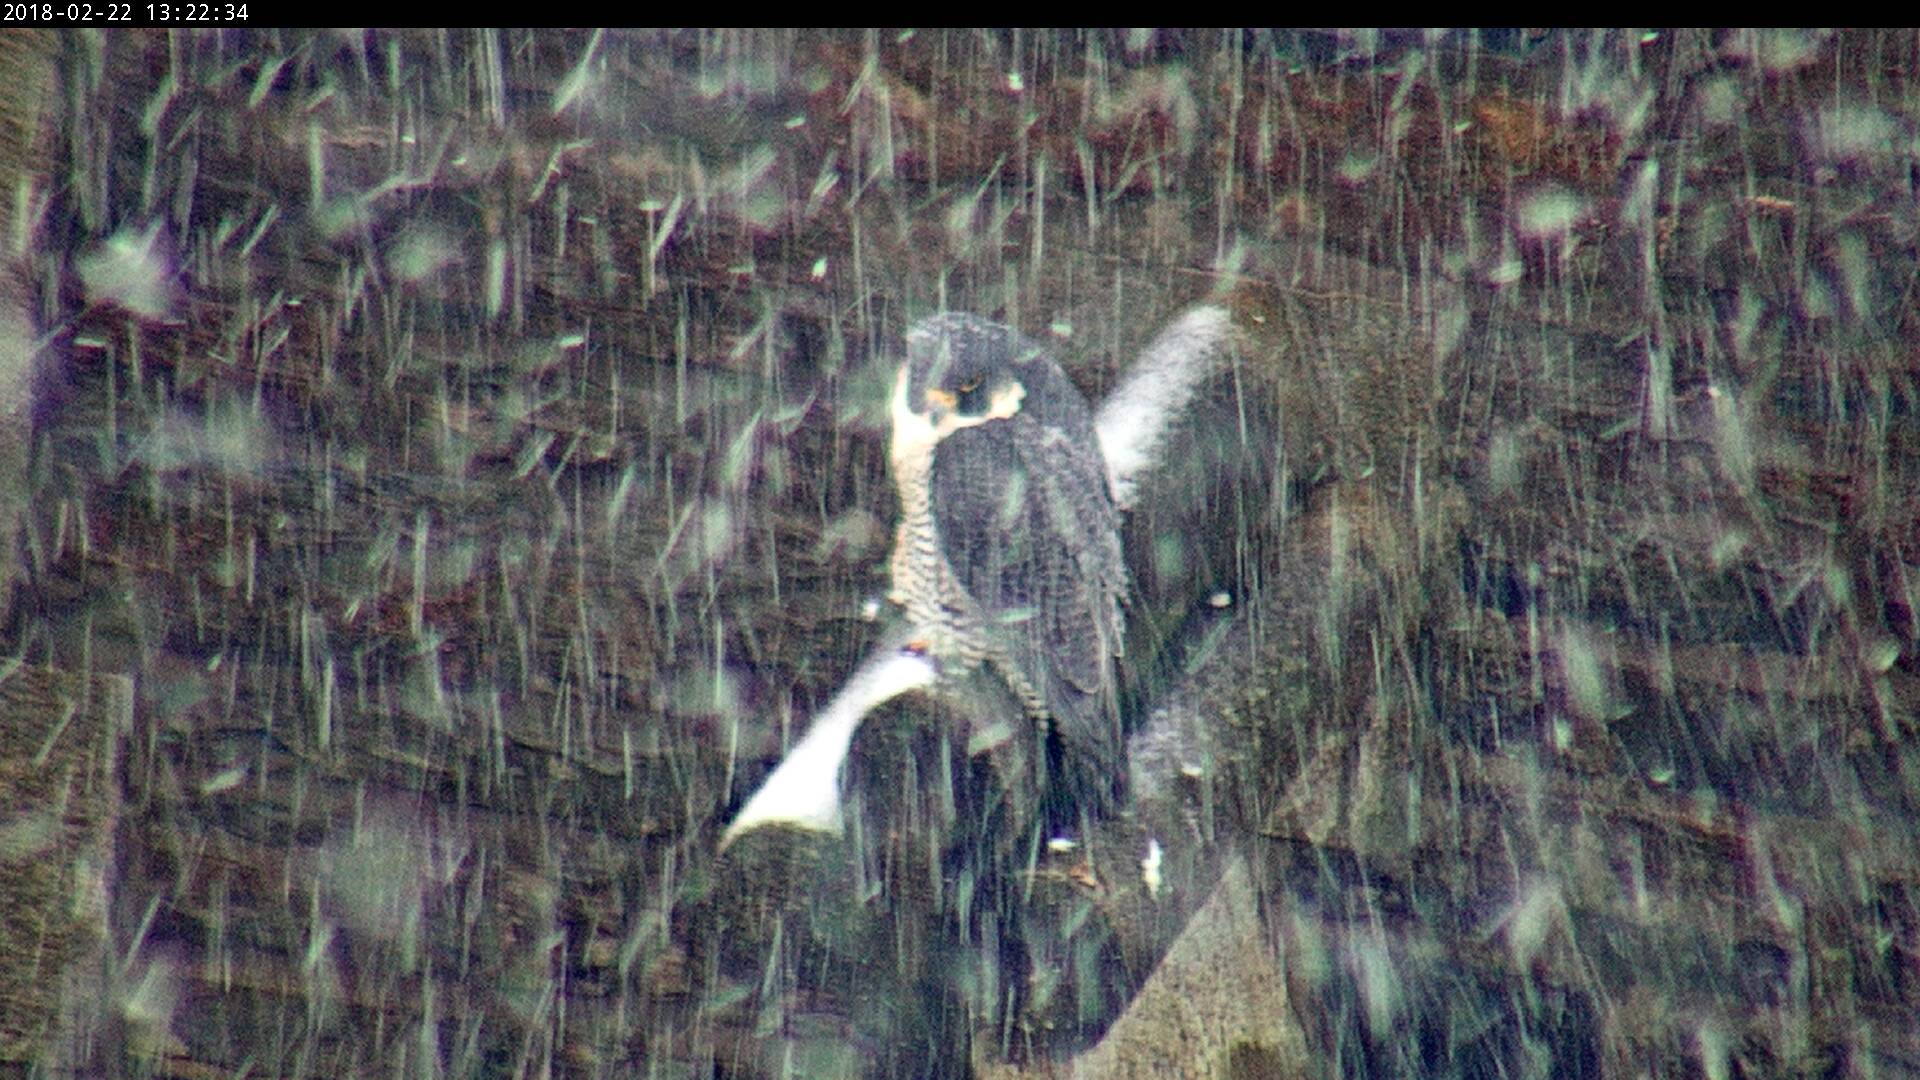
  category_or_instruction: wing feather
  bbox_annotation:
[929,407,1124,794]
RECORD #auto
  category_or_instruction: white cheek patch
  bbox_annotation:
[986,380,1026,420]
[890,365,1028,470]
[890,365,943,466]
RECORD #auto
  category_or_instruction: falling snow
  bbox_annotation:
[0,27,1916,1080]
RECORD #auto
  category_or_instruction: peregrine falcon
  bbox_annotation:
[886,313,1127,822]
[722,306,1230,847]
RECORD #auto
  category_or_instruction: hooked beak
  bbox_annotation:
[924,387,961,426]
